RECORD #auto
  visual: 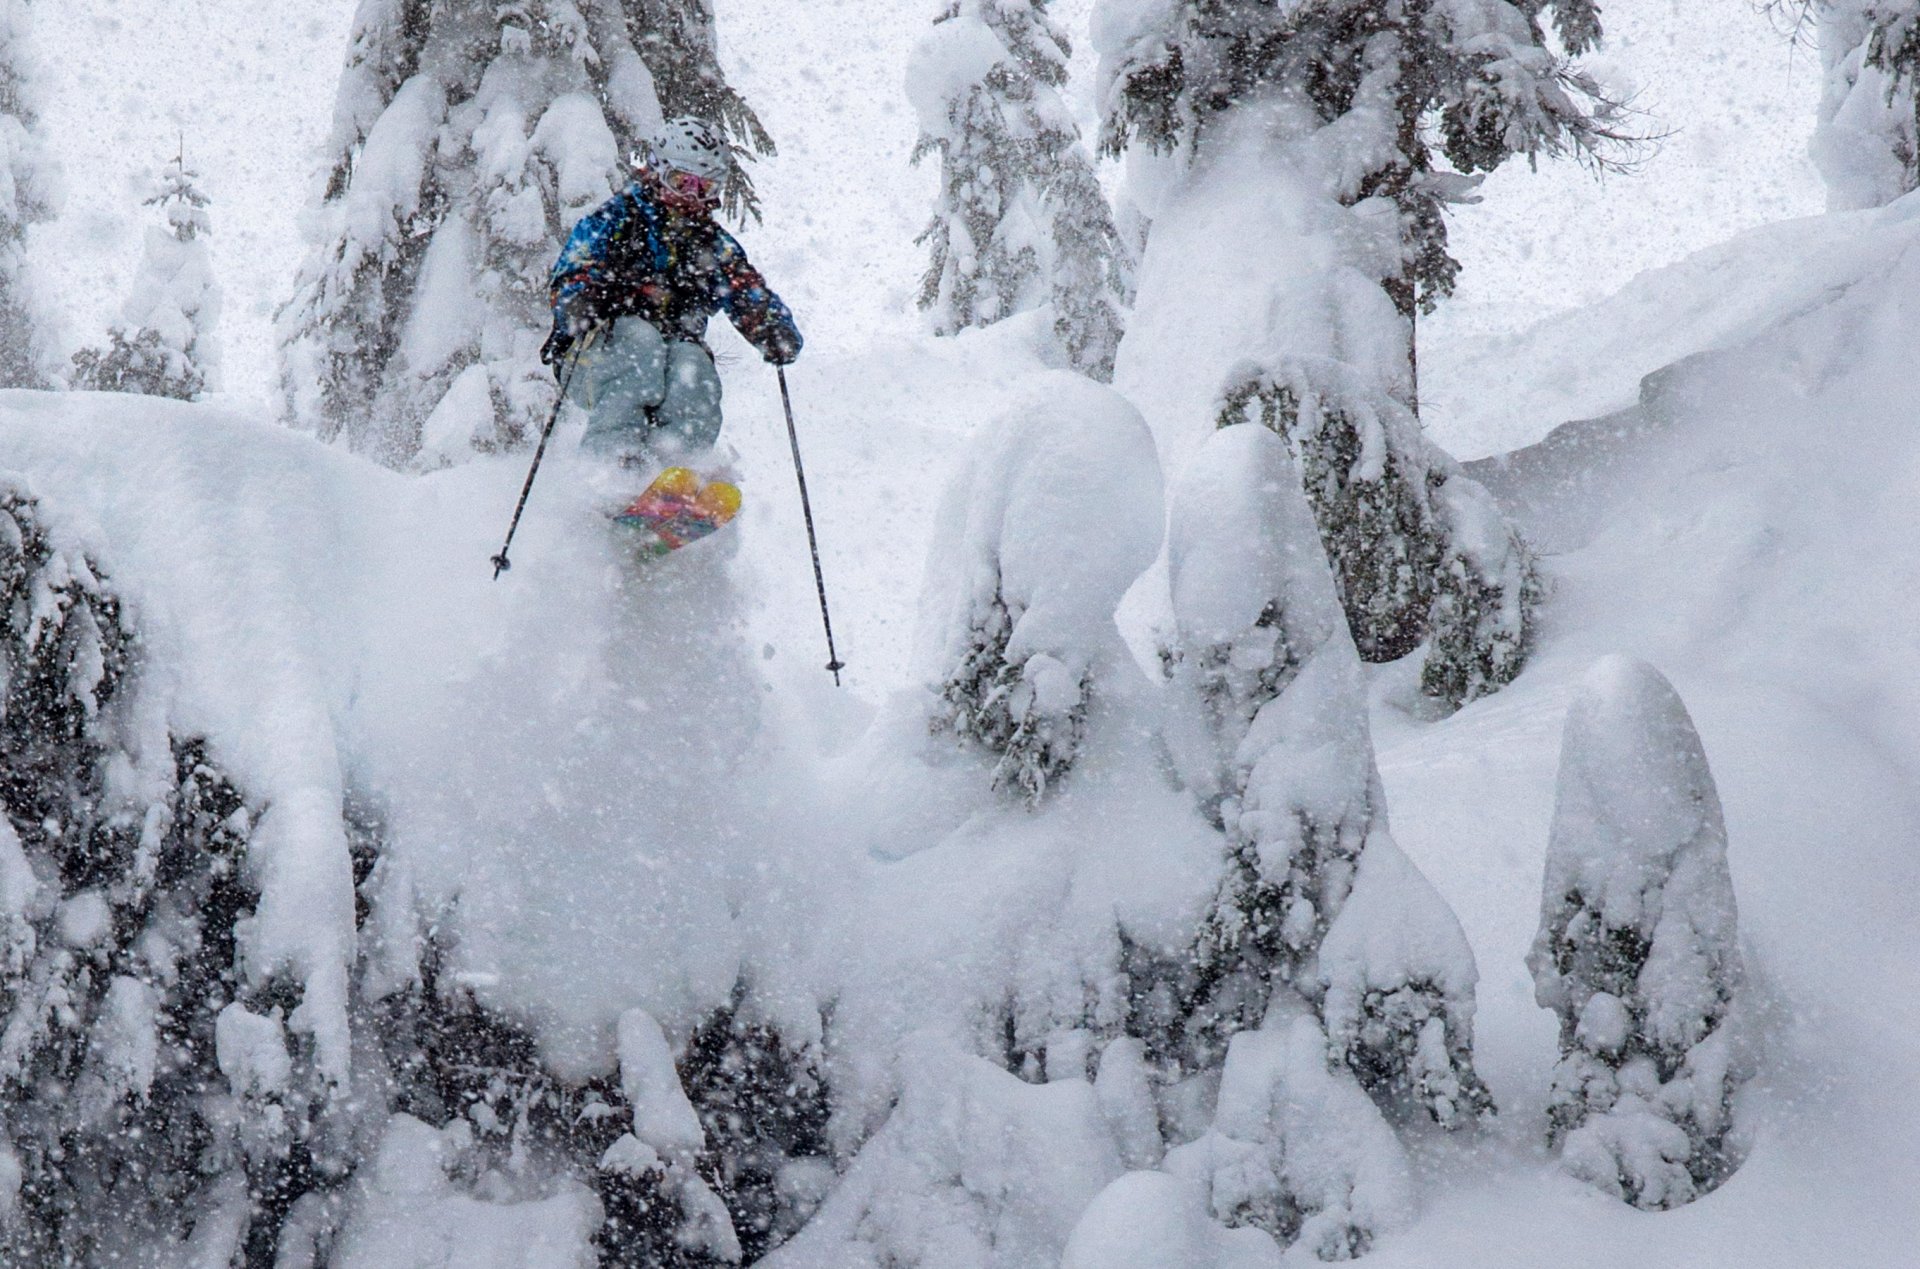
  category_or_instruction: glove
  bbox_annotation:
[542,295,612,376]
[762,326,801,367]
[563,300,606,338]
[552,289,610,339]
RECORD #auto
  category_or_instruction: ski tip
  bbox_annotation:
[653,466,702,498]
[697,480,743,522]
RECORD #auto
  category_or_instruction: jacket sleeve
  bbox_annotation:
[549,191,632,329]
[712,228,803,361]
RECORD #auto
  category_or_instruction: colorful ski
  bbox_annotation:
[612,466,743,558]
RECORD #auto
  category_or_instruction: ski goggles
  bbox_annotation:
[661,168,717,201]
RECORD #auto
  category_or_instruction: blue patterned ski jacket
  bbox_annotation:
[547,181,802,365]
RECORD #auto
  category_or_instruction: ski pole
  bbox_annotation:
[491,343,584,579]
[777,366,846,686]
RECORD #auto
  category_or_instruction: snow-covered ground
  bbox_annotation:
[1365,188,1920,1266]
[10,1,1918,1265]
[8,176,1919,1268]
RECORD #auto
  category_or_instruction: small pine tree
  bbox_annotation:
[909,0,1129,379]
[1097,0,1608,697]
[1164,426,1490,1135]
[0,0,55,389]
[924,375,1164,802]
[278,0,773,467]
[1162,1013,1415,1259]
[935,587,1094,803]
[1528,656,1747,1210]
[1420,473,1541,708]
[71,151,220,400]
[1799,0,1920,207]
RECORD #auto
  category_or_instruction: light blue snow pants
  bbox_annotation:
[568,316,724,461]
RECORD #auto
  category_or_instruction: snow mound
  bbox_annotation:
[1062,1170,1282,1269]
[1429,192,1920,457]
[328,1115,601,1269]
[768,1040,1124,1268]
[0,390,760,1086]
[920,370,1164,799]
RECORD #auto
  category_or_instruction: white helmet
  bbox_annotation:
[641,116,731,183]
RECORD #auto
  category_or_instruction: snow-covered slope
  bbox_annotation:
[6,185,1918,1262]
[7,0,1914,1258]
[1423,203,1903,458]
[0,390,770,1082]
[1366,189,1920,1265]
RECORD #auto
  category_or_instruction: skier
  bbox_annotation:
[540,116,803,469]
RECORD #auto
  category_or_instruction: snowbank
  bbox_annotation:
[1428,195,1920,457]
[1371,190,1920,1262]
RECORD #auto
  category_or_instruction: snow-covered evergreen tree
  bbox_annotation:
[0,475,832,1258]
[0,480,342,1261]
[675,1002,833,1260]
[1112,424,1489,1256]
[774,1038,1132,1267]
[1162,1012,1414,1260]
[277,0,772,467]
[0,0,54,389]
[908,0,1129,379]
[1804,0,1920,207]
[1528,656,1747,1211]
[367,956,830,1263]
[71,152,221,401]
[923,373,1164,802]
[1096,0,1611,699]
[1420,473,1540,708]
[1098,0,1620,315]
[1163,426,1490,1131]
